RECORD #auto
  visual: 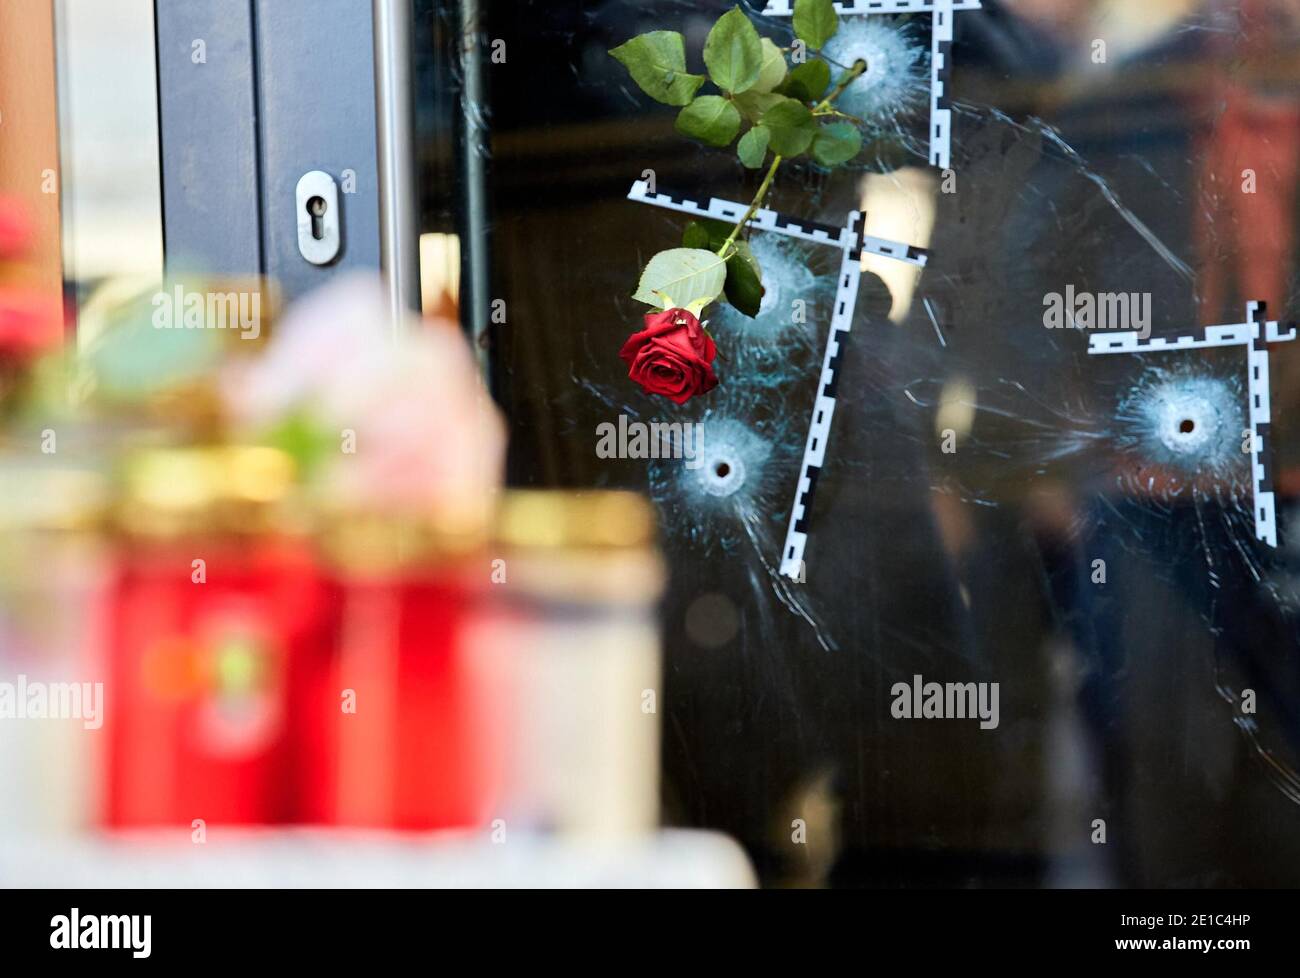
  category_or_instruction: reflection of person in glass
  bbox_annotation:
[1028,0,1300,886]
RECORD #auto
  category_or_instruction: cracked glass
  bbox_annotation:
[421,0,1300,886]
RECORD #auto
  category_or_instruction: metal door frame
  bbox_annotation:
[154,0,419,323]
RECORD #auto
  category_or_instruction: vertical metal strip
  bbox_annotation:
[458,0,492,375]
[373,0,420,329]
[153,0,262,278]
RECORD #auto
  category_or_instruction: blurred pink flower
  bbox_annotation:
[226,274,504,517]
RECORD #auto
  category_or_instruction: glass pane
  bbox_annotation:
[54,0,163,322]
[448,0,1300,887]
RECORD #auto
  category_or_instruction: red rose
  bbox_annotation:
[619,307,718,405]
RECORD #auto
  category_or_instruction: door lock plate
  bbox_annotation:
[295,170,341,265]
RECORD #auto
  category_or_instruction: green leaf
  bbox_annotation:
[609,31,706,106]
[682,222,712,250]
[812,121,863,166]
[733,89,785,124]
[724,241,764,318]
[675,95,742,148]
[682,219,733,252]
[737,126,770,168]
[752,37,788,94]
[260,411,337,479]
[779,59,831,102]
[759,97,817,157]
[703,6,764,94]
[633,248,728,309]
[792,0,838,50]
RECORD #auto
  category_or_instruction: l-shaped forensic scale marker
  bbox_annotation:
[1087,301,1297,547]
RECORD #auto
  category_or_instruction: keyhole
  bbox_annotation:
[1179,418,1195,434]
[307,196,327,240]
[715,462,731,478]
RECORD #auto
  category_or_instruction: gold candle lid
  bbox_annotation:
[0,463,108,533]
[493,490,657,550]
[114,445,299,538]
[491,490,664,605]
[314,499,489,576]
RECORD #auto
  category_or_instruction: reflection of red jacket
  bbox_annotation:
[1195,88,1300,325]
[1195,2,1300,324]
[1194,2,1300,487]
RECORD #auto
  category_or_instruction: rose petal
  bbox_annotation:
[620,307,716,404]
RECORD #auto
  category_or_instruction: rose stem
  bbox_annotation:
[715,59,869,260]
[815,58,868,115]
[717,153,783,259]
